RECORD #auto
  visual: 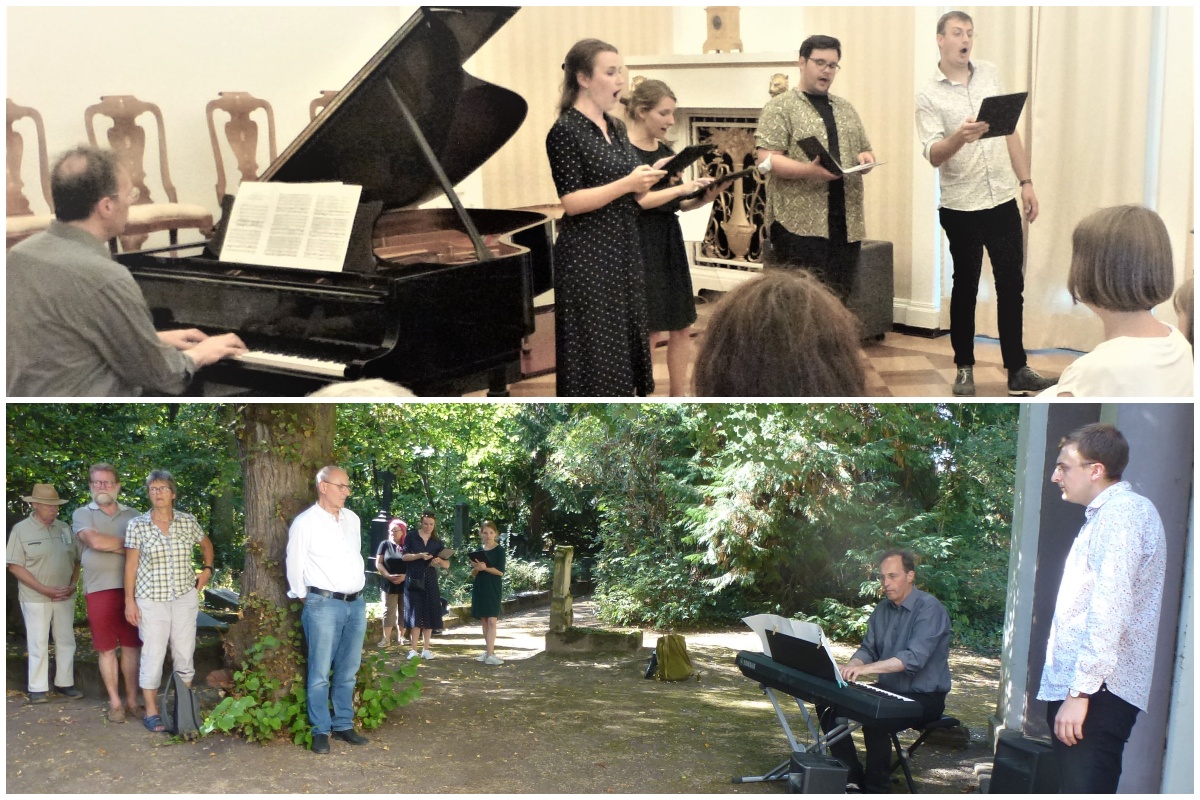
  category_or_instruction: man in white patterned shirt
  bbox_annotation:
[286,465,368,754]
[1037,423,1166,793]
[915,11,1056,397]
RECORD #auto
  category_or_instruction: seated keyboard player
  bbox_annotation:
[817,549,951,793]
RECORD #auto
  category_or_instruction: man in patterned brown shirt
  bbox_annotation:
[755,34,876,301]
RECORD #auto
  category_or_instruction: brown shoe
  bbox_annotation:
[126,705,146,720]
[106,706,127,724]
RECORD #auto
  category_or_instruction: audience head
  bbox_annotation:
[693,268,866,397]
[88,462,121,504]
[1173,275,1193,345]
[308,378,415,397]
[315,465,352,511]
[559,38,620,115]
[1059,423,1129,482]
[51,146,131,231]
[1067,205,1174,313]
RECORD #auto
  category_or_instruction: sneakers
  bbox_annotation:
[952,366,975,396]
[474,653,489,662]
[27,691,49,705]
[332,728,369,745]
[483,655,504,666]
[421,649,435,660]
[1008,365,1057,396]
[56,685,84,700]
[376,639,389,648]
[311,733,330,754]
[406,650,419,660]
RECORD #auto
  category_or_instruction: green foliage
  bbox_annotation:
[504,557,553,593]
[354,651,422,729]
[809,599,874,644]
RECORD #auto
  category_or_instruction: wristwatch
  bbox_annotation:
[1068,688,1090,699]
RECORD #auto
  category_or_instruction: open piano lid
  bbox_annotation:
[261,6,523,210]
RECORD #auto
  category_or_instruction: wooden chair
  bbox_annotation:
[206,91,277,205]
[84,95,212,252]
[309,90,340,120]
[6,98,54,249]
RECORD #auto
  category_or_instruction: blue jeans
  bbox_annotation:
[302,593,366,735]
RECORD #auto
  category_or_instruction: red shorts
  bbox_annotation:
[85,588,143,651]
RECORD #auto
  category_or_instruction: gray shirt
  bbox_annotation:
[72,501,141,594]
[852,586,952,695]
[6,220,195,396]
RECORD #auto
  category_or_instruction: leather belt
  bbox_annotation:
[307,586,361,602]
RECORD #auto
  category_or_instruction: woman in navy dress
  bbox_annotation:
[545,38,666,397]
[623,79,721,396]
[470,521,506,666]
[401,511,449,660]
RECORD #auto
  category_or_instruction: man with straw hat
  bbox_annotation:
[6,483,84,703]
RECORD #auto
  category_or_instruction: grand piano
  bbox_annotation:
[118,6,552,396]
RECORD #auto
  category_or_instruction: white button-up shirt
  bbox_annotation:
[285,504,365,599]
[915,60,1019,212]
[1037,482,1166,711]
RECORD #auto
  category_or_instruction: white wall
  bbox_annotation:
[7,6,414,235]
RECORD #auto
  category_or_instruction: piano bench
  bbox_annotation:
[889,716,963,793]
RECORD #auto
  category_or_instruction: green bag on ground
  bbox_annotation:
[654,634,699,682]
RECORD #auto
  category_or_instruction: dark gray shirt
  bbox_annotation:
[852,586,952,695]
[6,220,194,396]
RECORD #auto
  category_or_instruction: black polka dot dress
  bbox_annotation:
[546,108,654,397]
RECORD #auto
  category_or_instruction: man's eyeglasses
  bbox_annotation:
[1053,461,1098,474]
[90,479,118,488]
[109,187,141,205]
[323,481,352,491]
[807,58,841,72]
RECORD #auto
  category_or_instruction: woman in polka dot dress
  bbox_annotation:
[545,39,666,396]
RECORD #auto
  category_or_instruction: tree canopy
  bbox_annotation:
[6,402,1019,652]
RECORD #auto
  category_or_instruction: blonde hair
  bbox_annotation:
[623,79,676,123]
[1067,205,1174,312]
[1173,275,1193,345]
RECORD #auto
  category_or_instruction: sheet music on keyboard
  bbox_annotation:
[743,614,847,687]
[220,181,362,272]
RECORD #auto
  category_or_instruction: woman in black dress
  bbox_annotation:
[624,79,722,396]
[469,521,506,666]
[401,511,449,660]
[545,39,666,396]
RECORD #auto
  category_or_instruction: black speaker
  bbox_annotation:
[989,730,1059,793]
[453,502,469,550]
[787,751,848,794]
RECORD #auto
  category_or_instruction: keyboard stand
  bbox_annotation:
[733,685,860,784]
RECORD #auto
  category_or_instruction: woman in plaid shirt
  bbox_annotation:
[123,470,214,734]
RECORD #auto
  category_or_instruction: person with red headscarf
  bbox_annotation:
[374,518,407,647]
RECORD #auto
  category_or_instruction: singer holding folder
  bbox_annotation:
[818,549,951,793]
[755,34,876,302]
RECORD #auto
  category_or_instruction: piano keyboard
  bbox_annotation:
[850,681,917,703]
[232,350,347,379]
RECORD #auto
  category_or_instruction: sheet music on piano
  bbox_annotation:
[219,181,363,272]
[742,613,846,687]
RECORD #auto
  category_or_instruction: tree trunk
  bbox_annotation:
[224,404,334,677]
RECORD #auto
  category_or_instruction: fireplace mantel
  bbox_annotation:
[624,52,798,113]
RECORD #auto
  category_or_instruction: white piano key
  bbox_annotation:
[232,350,347,379]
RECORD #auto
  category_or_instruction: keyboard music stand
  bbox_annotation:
[733,632,862,785]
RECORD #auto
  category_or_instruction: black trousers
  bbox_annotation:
[766,221,861,302]
[938,199,1028,371]
[1045,685,1140,793]
[816,690,946,793]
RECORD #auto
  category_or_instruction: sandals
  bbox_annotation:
[143,714,167,733]
[106,706,127,724]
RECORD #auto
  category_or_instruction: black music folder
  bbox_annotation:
[765,630,845,685]
[977,91,1028,138]
[796,137,883,176]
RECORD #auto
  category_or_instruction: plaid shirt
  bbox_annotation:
[125,511,204,601]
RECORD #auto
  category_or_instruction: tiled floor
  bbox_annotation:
[471,301,1080,399]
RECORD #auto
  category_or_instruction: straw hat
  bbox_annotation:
[21,484,68,505]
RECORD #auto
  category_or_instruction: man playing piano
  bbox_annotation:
[6,146,247,396]
[818,548,951,792]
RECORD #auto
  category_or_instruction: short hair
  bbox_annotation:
[1067,205,1174,312]
[937,11,974,35]
[145,469,177,495]
[622,78,677,125]
[877,548,916,574]
[420,510,436,522]
[799,35,841,61]
[315,465,345,488]
[308,379,415,397]
[559,38,619,116]
[693,269,866,397]
[89,462,119,483]
[1173,275,1193,346]
[389,518,407,537]
[51,146,120,223]
[1059,423,1129,481]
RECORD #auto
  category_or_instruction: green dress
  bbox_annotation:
[470,546,505,619]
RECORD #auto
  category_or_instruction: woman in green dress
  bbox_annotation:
[470,521,506,666]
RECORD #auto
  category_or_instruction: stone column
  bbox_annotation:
[548,545,573,633]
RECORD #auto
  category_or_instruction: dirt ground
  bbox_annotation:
[5,600,998,794]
